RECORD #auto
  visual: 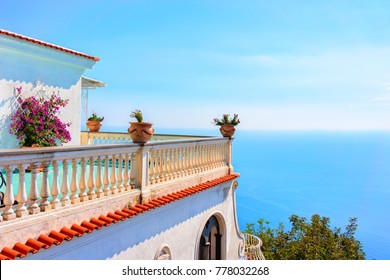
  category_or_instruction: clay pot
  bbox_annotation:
[86,120,102,132]
[128,122,154,143]
[219,124,236,138]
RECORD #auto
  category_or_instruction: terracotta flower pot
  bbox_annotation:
[219,124,236,138]
[128,122,154,143]
[86,120,102,132]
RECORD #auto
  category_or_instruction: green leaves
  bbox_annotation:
[245,214,365,260]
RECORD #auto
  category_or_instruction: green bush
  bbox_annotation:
[245,214,365,260]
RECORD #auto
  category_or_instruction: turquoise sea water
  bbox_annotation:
[232,130,390,260]
[11,126,388,259]
[148,128,390,260]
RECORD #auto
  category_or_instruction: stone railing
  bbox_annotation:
[243,233,266,260]
[0,137,233,223]
[80,131,209,145]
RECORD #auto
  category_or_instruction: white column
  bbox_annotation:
[61,159,71,206]
[15,164,29,218]
[70,159,80,204]
[95,156,103,198]
[87,156,97,200]
[110,154,118,194]
[79,158,87,202]
[28,162,40,214]
[39,161,52,211]
[3,165,16,220]
[50,160,61,209]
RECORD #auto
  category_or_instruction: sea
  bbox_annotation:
[106,126,390,260]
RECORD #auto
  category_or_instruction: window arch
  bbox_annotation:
[154,244,172,260]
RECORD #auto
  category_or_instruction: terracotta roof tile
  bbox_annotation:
[0,254,10,260]
[13,242,37,255]
[0,174,239,260]
[121,209,138,216]
[49,230,72,242]
[25,238,49,251]
[98,215,116,225]
[38,234,60,246]
[90,218,108,228]
[60,227,82,238]
[129,206,144,214]
[71,224,92,234]
[0,29,100,61]
[81,221,99,231]
[1,247,23,259]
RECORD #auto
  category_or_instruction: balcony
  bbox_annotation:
[243,233,266,260]
[0,134,235,249]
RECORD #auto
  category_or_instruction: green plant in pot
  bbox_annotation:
[87,112,104,132]
[128,109,154,143]
[213,113,240,138]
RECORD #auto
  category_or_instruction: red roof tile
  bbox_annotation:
[0,174,239,260]
[0,29,99,61]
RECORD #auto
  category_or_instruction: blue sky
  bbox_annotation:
[2,0,390,130]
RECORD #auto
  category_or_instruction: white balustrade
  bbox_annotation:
[0,137,232,222]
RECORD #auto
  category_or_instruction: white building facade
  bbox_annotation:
[0,29,99,149]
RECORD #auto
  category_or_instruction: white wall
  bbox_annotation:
[0,33,97,149]
[23,181,245,260]
[0,79,82,149]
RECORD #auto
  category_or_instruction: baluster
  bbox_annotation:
[87,156,96,200]
[61,159,71,206]
[15,164,29,217]
[117,154,124,192]
[183,147,188,176]
[28,162,40,214]
[79,158,87,202]
[103,155,110,195]
[193,146,198,174]
[40,161,51,211]
[178,147,184,177]
[219,143,224,167]
[50,161,61,209]
[191,146,196,174]
[208,145,213,169]
[123,153,130,191]
[210,144,215,168]
[171,148,177,179]
[154,149,160,184]
[3,165,16,220]
[96,156,103,198]
[198,145,204,172]
[187,146,192,175]
[110,154,118,194]
[70,159,80,204]
[149,150,156,185]
[130,152,136,187]
[157,149,164,183]
[206,145,211,170]
[162,149,168,182]
[167,148,173,180]
[215,144,220,167]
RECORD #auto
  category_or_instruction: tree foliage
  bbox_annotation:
[245,214,365,260]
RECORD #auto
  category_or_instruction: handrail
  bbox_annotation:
[243,233,266,260]
[0,137,233,223]
[80,131,211,145]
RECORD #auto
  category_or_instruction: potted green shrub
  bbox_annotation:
[213,114,240,138]
[87,112,104,132]
[128,109,154,143]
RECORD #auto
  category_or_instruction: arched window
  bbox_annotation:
[155,244,172,260]
[198,215,222,260]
